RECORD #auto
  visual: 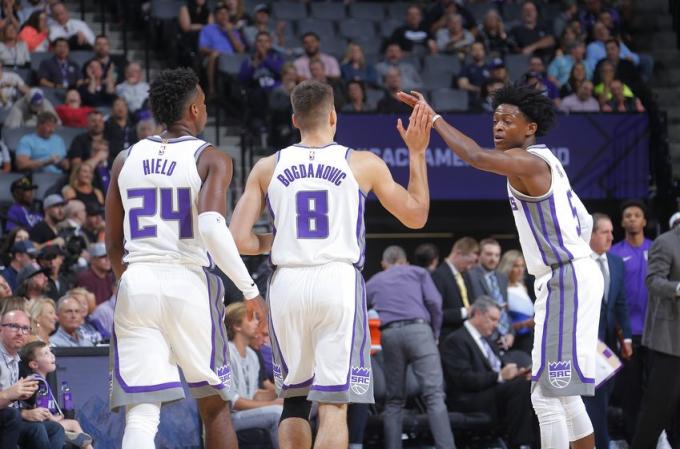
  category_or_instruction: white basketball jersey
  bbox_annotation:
[267,143,365,268]
[507,144,593,277]
[118,135,211,266]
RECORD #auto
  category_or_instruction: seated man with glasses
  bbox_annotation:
[0,309,65,449]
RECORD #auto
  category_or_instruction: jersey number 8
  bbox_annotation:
[296,190,329,239]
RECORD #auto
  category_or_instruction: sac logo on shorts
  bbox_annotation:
[350,366,371,395]
[548,360,571,388]
[273,364,283,390]
[217,365,232,388]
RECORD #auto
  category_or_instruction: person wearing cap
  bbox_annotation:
[5,177,43,233]
[37,245,69,301]
[243,4,288,54]
[487,57,509,84]
[3,86,61,130]
[0,240,37,292]
[49,294,95,348]
[37,37,81,90]
[15,111,68,174]
[669,212,680,230]
[82,202,105,245]
[74,242,113,306]
[29,194,67,247]
[15,262,49,300]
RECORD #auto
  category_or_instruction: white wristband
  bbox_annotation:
[432,114,442,125]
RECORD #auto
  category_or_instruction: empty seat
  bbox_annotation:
[217,53,248,76]
[41,87,66,106]
[423,54,461,76]
[57,126,83,149]
[323,38,348,60]
[467,3,496,23]
[272,2,307,21]
[365,88,385,108]
[421,70,453,90]
[3,126,33,152]
[9,67,31,84]
[296,18,335,42]
[502,4,522,23]
[505,53,530,82]
[387,2,411,19]
[30,52,51,73]
[401,54,422,72]
[349,2,385,21]
[33,172,64,200]
[70,51,95,69]
[310,2,346,21]
[380,18,402,38]
[339,18,376,41]
[357,39,382,57]
[0,172,22,203]
[150,0,183,20]
[431,88,468,112]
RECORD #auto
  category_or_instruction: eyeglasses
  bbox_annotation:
[1,323,32,334]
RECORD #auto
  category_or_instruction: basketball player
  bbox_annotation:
[398,86,603,449]
[105,68,264,449]
[229,80,433,449]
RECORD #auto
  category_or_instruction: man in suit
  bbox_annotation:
[431,237,479,341]
[468,238,514,349]
[584,213,633,449]
[632,223,680,449]
[440,297,536,449]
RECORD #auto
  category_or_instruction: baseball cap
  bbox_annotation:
[39,245,63,259]
[86,202,104,216]
[11,176,38,191]
[254,3,270,13]
[669,212,680,229]
[43,194,66,209]
[487,57,506,70]
[89,242,107,258]
[30,88,44,105]
[10,240,37,256]
[16,262,48,286]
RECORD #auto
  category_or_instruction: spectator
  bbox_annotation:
[90,35,126,84]
[559,79,599,112]
[6,179,43,233]
[579,0,621,38]
[77,59,115,107]
[376,67,411,114]
[178,0,213,54]
[29,194,66,247]
[476,9,511,59]
[375,42,423,93]
[390,4,436,54]
[0,22,29,66]
[49,294,93,347]
[548,41,592,87]
[0,378,38,449]
[17,0,44,24]
[37,37,80,89]
[224,301,282,448]
[115,61,149,114]
[552,0,579,38]
[4,87,60,129]
[67,287,101,346]
[54,88,94,127]
[28,296,57,342]
[435,12,474,59]
[16,111,67,174]
[468,238,513,349]
[457,42,489,96]
[36,245,68,301]
[82,202,104,244]
[293,32,340,81]
[135,118,157,140]
[522,70,560,106]
[199,4,245,97]
[341,80,372,112]
[88,283,115,340]
[413,242,439,272]
[74,242,113,305]
[0,64,29,109]
[224,0,249,30]
[268,63,297,149]
[309,59,346,111]
[0,295,26,316]
[0,138,9,171]
[0,240,37,291]
[62,162,104,208]
[61,199,86,232]
[593,60,635,106]
[67,109,106,166]
[584,213,632,449]
[631,222,680,448]
[48,2,94,50]
[585,21,638,70]
[593,38,643,95]
[439,297,537,448]
[497,250,534,354]
[0,227,30,256]
[431,237,479,340]
[104,96,135,163]
[18,10,49,53]
[0,309,65,448]
[424,0,476,34]
[510,1,555,58]
[0,274,11,298]
[366,245,456,449]
[601,79,644,112]
[610,200,653,441]
[242,3,288,55]
[15,262,49,300]
[0,0,20,30]
[19,341,94,449]
[340,42,378,87]
[559,60,587,98]
[486,57,509,85]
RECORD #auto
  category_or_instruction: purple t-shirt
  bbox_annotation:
[4,203,43,232]
[610,238,653,336]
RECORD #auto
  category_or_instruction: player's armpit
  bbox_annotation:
[105,151,128,280]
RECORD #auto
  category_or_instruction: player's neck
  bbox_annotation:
[163,123,196,139]
[299,129,334,148]
[625,232,644,247]
[233,334,249,357]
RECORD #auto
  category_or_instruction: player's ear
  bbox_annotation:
[526,121,538,138]
[291,113,300,130]
[329,107,337,127]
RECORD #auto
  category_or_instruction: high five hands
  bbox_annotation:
[396,100,434,155]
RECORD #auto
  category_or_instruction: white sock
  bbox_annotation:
[122,402,161,449]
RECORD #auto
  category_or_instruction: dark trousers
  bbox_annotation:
[0,407,21,448]
[450,378,538,448]
[583,375,616,449]
[381,323,457,449]
[631,350,680,449]
[615,336,649,442]
[348,403,369,445]
[19,419,65,449]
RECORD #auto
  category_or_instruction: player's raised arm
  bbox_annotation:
[196,147,260,300]
[229,156,276,255]
[105,151,127,280]
[351,103,431,229]
[397,90,550,180]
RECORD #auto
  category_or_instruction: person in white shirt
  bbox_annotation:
[0,64,28,108]
[48,2,94,50]
[115,62,149,113]
[559,80,599,113]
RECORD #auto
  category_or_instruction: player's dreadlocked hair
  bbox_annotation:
[148,68,199,128]
[491,84,556,137]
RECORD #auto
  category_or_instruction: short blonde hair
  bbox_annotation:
[225,302,247,340]
[497,250,525,279]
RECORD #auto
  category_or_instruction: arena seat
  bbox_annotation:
[56,126,83,150]
[310,2,346,21]
[348,2,385,21]
[3,126,33,152]
[424,54,462,76]
[380,19,402,39]
[295,18,335,43]
[339,19,377,42]
[0,172,22,203]
[386,2,411,20]
[505,54,531,82]
[272,2,307,21]
[150,0,183,20]
[217,53,248,76]
[421,70,454,90]
[431,88,469,112]
[29,51,51,74]
[71,51,95,70]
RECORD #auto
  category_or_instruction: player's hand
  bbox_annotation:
[397,103,432,156]
[396,91,435,116]
[4,377,39,401]
[246,294,268,327]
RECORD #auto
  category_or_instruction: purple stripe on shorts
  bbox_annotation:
[536,201,563,264]
[358,273,367,368]
[521,201,549,266]
[354,190,366,269]
[187,380,226,390]
[311,383,350,392]
[549,196,574,260]
[570,264,595,384]
[558,264,565,361]
[268,304,288,374]
[531,273,552,382]
[215,277,228,366]
[282,377,314,390]
[203,268,216,370]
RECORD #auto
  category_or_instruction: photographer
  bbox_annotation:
[57,200,88,275]
[29,195,67,248]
